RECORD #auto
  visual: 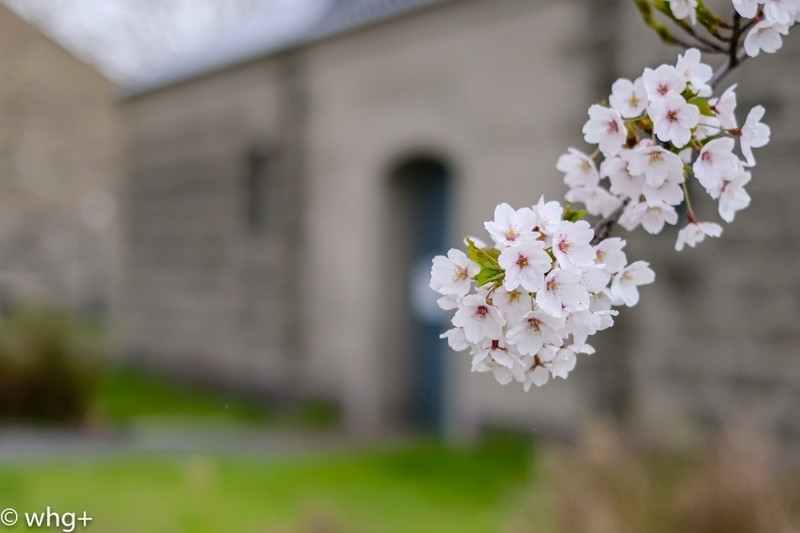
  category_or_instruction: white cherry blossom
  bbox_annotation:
[440,327,469,351]
[594,311,618,332]
[536,344,560,364]
[763,0,800,25]
[627,145,685,187]
[550,346,579,379]
[536,268,590,317]
[642,64,686,101]
[484,202,538,247]
[563,310,596,345]
[719,169,752,222]
[533,196,564,236]
[436,295,459,311]
[582,105,626,157]
[739,105,771,166]
[648,91,700,148]
[552,220,596,268]
[578,265,610,294]
[557,148,600,188]
[594,237,627,275]
[471,344,525,385]
[472,340,524,370]
[590,289,614,313]
[602,152,646,198]
[452,294,505,344]
[676,48,712,95]
[639,202,679,234]
[564,185,622,218]
[498,240,552,293]
[492,287,532,325]
[678,147,694,164]
[732,0,761,18]
[710,84,738,130]
[522,364,550,389]
[669,0,698,24]
[642,172,684,207]
[619,200,679,234]
[430,249,479,297]
[744,20,790,57]
[610,261,655,307]
[506,310,564,356]
[693,137,740,194]
[609,77,648,118]
[675,221,723,251]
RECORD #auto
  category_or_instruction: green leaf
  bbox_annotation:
[563,205,588,222]
[688,97,715,117]
[475,267,505,287]
[466,238,500,270]
[483,247,501,262]
[466,238,505,288]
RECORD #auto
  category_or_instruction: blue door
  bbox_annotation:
[403,160,450,431]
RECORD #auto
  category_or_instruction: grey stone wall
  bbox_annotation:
[119,0,800,440]
[0,5,120,315]
[119,58,311,397]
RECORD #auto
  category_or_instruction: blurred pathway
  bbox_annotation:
[0,426,409,462]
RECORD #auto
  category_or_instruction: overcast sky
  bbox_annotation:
[4,0,279,82]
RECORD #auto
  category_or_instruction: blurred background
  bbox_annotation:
[0,0,798,531]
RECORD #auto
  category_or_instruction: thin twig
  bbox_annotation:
[729,14,743,67]
[662,35,722,54]
[591,201,628,244]
[710,47,747,88]
[677,21,729,51]
[740,18,758,34]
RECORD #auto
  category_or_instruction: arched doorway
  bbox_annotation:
[385,156,452,431]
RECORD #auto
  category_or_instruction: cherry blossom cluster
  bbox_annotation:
[429,2,789,391]
[563,47,769,251]
[430,201,654,389]
[669,0,800,56]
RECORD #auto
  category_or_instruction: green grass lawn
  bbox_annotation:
[92,369,338,428]
[0,322,536,531]
[93,370,270,425]
[0,436,536,533]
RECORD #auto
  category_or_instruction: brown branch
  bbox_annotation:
[591,201,628,244]
[710,45,748,88]
[661,34,723,54]
[704,11,749,89]
[675,21,729,52]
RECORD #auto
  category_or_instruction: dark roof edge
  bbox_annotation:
[117,37,304,102]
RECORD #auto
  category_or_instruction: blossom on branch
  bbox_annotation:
[430,0,793,390]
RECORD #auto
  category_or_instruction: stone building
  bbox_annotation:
[0,4,120,315]
[120,0,800,440]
